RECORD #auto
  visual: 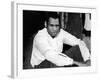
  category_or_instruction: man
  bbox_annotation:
[30,12,91,68]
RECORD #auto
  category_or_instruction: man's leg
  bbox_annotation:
[34,60,74,68]
[34,60,57,69]
[64,45,84,62]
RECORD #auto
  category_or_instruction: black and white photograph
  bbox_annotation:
[23,10,91,69]
[11,2,96,78]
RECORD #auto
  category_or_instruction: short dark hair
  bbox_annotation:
[46,12,61,27]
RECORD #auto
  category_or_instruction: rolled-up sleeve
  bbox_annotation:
[35,34,73,66]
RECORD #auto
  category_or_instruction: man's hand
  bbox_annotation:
[73,60,91,67]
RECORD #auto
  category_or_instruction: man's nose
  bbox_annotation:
[53,26,57,31]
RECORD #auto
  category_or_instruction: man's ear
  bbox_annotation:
[44,21,47,28]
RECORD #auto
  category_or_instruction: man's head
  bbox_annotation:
[46,12,61,38]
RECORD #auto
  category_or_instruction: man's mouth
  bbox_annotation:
[52,32,57,34]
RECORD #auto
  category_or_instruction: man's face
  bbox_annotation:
[47,17,60,38]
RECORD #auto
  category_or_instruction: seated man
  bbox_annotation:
[30,12,91,68]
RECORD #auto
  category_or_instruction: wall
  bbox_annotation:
[0,0,100,80]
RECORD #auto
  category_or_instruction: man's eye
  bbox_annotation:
[56,25,59,27]
[50,25,53,27]
[50,24,59,27]
[50,24,54,26]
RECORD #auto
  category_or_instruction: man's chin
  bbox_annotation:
[50,33,58,38]
[51,35,56,38]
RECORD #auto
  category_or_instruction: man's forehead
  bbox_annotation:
[49,17,59,24]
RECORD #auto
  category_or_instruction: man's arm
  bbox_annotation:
[62,30,81,46]
[78,40,91,61]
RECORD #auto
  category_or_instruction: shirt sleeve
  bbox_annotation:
[78,40,90,61]
[62,30,80,46]
[35,34,73,66]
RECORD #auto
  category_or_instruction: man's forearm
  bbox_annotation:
[78,40,90,62]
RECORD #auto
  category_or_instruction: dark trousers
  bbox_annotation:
[34,45,83,69]
[34,60,57,69]
[64,45,84,62]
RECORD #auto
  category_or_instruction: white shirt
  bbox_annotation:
[30,28,90,67]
